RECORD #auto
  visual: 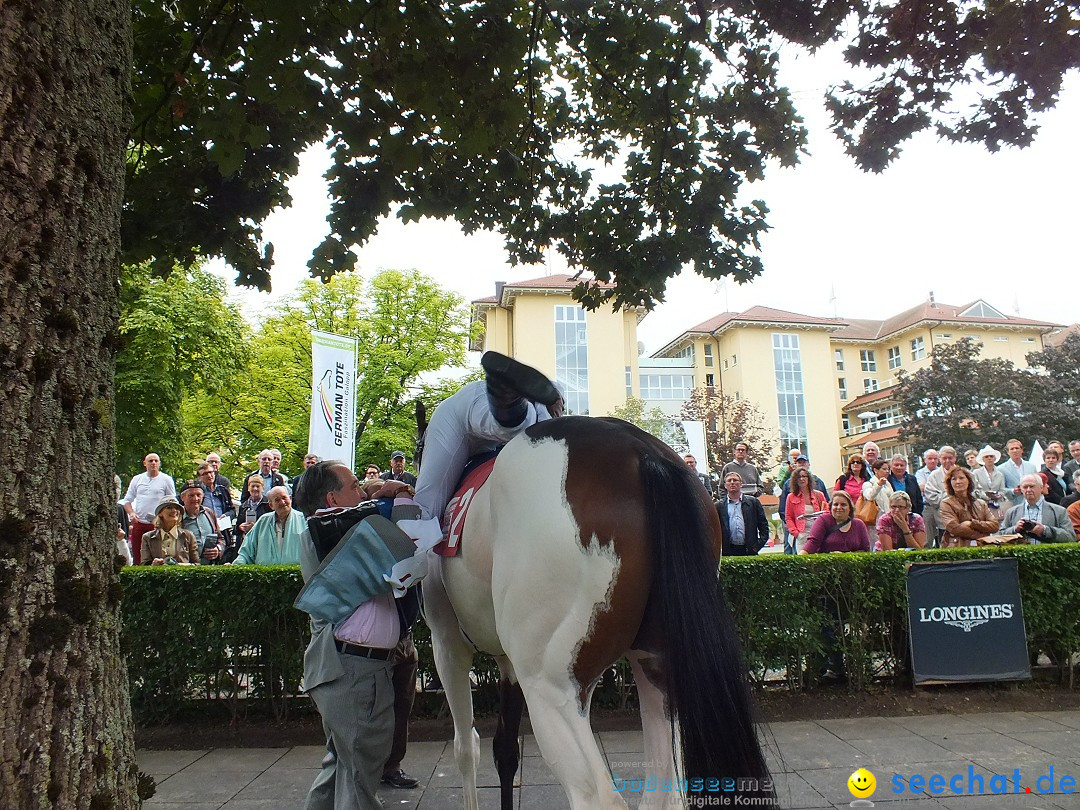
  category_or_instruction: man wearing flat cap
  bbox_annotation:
[380,451,417,486]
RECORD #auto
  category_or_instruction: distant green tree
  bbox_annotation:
[1019,334,1080,446]
[895,338,1024,451]
[608,396,685,448]
[183,269,478,479]
[115,262,249,477]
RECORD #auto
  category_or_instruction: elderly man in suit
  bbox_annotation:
[1003,474,1077,544]
[716,471,770,556]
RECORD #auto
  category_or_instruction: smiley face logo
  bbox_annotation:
[847,767,876,798]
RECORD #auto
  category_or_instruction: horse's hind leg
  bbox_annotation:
[519,676,628,809]
[426,571,482,810]
[628,651,683,809]
[492,664,525,810]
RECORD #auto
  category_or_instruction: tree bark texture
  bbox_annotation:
[0,1,138,807]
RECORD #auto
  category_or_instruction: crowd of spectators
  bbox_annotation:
[687,437,1080,557]
[116,448,418,567]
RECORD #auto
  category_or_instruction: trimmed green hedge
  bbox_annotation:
[722,545,1080,690]
[120,545,1080,725]
[121,565,308,725]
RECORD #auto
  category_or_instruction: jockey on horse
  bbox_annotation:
[381,351,563,535]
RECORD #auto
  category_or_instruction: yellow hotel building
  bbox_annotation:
[472,275,1059,478]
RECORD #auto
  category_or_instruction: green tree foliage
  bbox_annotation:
[115,262,249,476]
[680,387,779,478]
[124,1,1080,308]
[607,396,686,448]
[183,269,477,480]
[895,338,1024,451]
[1020,333,1080,445]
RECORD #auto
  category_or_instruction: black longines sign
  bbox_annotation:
[906,558,1031,685]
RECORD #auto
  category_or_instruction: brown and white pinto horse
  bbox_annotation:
[422,416,773,809]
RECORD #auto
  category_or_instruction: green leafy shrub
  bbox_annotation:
[721,545,1080,689]
[121,565,307,724]
[121,545,1080,723]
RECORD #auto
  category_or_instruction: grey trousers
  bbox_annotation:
[304,654,395,810]
[922,504,941,548]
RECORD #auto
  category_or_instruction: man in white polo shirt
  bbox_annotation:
[120,452,176,562]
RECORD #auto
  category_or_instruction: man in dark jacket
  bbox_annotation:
[380,450,417,486]
[886,455,924,515]
[716,471,770,556]
[242,449,286,498]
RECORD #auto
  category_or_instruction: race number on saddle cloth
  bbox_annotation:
[432,456,498,557]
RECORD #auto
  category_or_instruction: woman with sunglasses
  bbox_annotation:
[834,454,870,503]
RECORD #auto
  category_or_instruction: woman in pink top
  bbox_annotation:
[786,468,828,547]
[834,454,869,502]
[801,491,871,554]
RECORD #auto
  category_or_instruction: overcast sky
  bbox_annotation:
[211,43,1080,356]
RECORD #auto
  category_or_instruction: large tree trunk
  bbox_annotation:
[0,1,138,807]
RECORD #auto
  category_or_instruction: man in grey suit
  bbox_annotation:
[1003,474,1078,544]
[295,462,398,810]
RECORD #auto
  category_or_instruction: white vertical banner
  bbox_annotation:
[309,330,358,471]
[681,420,710,477]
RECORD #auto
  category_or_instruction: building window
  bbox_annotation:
[842,415,850,433]
[877,404,901,426]
[703,344,714,367]
[838,378,847,400]
[835,349,845,372]
[1022,337,1036,343]
[673,344,695,360]
[625,366,632,397]
[555,305,589,415]
[994,336,1008,342]
[705,373,714,389]
[860,350,876,372]
[887,346,902,369]
[959,301,1006,319]
[911,336,926,361]
[939,333,952,340]
[864,378,879,393]
[731,354,738,366]
[772,333,809,457]
[640,374,694,401]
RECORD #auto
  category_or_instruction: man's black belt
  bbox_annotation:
[335,639,393,660]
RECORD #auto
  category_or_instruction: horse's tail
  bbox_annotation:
[640,450,773,803]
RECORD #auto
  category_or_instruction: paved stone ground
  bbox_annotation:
[139,710,1080,809]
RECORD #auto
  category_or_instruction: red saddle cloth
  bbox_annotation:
[435,457,496,557]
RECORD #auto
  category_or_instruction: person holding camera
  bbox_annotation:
[1002,474,1077,543]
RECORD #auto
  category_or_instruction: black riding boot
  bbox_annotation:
[481,351,561,427]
